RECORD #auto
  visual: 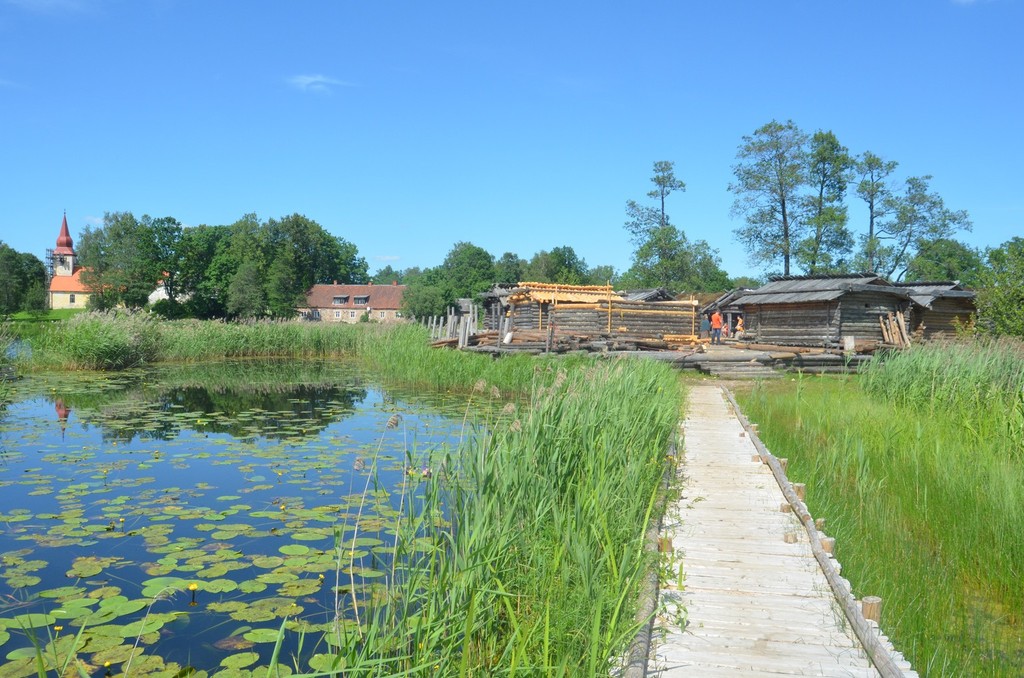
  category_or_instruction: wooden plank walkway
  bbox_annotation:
[649,382,916,677]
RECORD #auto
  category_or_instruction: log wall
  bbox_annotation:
[506,300,697,338]
[912,299,975,339]
[838,292,905,344]
[745,302,841,347]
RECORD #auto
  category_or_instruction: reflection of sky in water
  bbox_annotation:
[0,364,475,672]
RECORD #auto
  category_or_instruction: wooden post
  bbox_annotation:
[793,482,806,501]
[861,596,882,624]
[815,518,826,531]
[784,532,798,543]
[780,502,792,513]
[779,458,788,474]
[821,536,835,554]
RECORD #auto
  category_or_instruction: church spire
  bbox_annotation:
[55,212,74,254]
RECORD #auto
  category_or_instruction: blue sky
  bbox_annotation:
[1,0,1021,280]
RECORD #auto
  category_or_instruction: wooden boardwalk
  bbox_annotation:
[649,382,917,677]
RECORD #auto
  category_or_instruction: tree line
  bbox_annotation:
[729,119,975,281]
[1,118,1021,334]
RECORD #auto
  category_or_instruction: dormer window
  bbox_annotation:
[332,295,349,305]
[354,296,369,305]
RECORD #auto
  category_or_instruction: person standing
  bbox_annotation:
[711,309,723,345]
[699,314,711,340]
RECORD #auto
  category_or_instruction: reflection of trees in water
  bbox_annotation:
[41,360,371,443]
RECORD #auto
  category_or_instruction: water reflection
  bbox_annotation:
[55,398,70,439]
[0,360,479,674]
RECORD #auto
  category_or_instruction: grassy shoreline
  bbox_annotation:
[737,341,1024,677]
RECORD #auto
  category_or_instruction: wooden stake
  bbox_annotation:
[815,518,826,531]
[821,536,835,554]
[793,482,806,501]
[780,502,792,513]
[779,458,789,473]
[861,596,882,624]
[784,532,798,543]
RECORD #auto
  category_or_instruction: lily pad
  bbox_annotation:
[241,628,282,644]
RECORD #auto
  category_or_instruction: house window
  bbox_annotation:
[334,310,341,319]
[354,296,369,305]
[69,294,76,304]
[333,295,349,305]
[396,311,403,318]
[349,311,356,319]
[379,311,386,319]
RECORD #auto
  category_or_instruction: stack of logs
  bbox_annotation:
[878,311,911,348]
[435,327,701,354]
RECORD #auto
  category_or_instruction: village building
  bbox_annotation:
[730,274,976,349]
[893,281,977,340]
[302,282,407,323]
[47,213,91,310]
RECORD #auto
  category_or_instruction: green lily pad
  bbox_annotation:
[140,576,189,598]
[242,628,282,644]
[221,650,260,668]
[39,585,88,600]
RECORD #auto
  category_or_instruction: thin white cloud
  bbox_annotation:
[287,74,354,94]
[84,215,102,226]
[374,255,401,262]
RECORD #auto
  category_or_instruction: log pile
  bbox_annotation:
[435,328,697,355]
[878,311,911,348]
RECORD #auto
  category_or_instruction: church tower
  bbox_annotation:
[53,212,76,277]
[47,212,90,309]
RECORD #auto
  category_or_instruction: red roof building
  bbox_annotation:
[302,282,407,323]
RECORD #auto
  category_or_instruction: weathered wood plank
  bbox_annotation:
[649,383,916,677]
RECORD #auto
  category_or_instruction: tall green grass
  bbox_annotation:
[303,359,682,675]
[737,344,1024,677]
[24,314,546,389]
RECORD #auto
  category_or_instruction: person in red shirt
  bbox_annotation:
[710,309,723,345]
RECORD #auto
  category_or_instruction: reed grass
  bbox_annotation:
[24,314,545,394]
[737,351,1024,677]
[299,359,682,676]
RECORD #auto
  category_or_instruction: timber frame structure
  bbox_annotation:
[481,282,701,345]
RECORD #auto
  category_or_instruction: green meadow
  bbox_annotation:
[737,340,1024,677]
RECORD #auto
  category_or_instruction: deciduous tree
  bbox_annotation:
[730,120,808,276]
[79,212,180,309]
[875,176,971,280]
[796,130,853,273]
[977,238,1024,336]
[625,161,728,292]
[906,238,984,287]
[0,243,46,315]
[854,151,899,273]
[524,246,588,285]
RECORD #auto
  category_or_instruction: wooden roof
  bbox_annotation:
[732,274,909,306]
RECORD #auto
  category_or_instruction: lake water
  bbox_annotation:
[0,360,473,676]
